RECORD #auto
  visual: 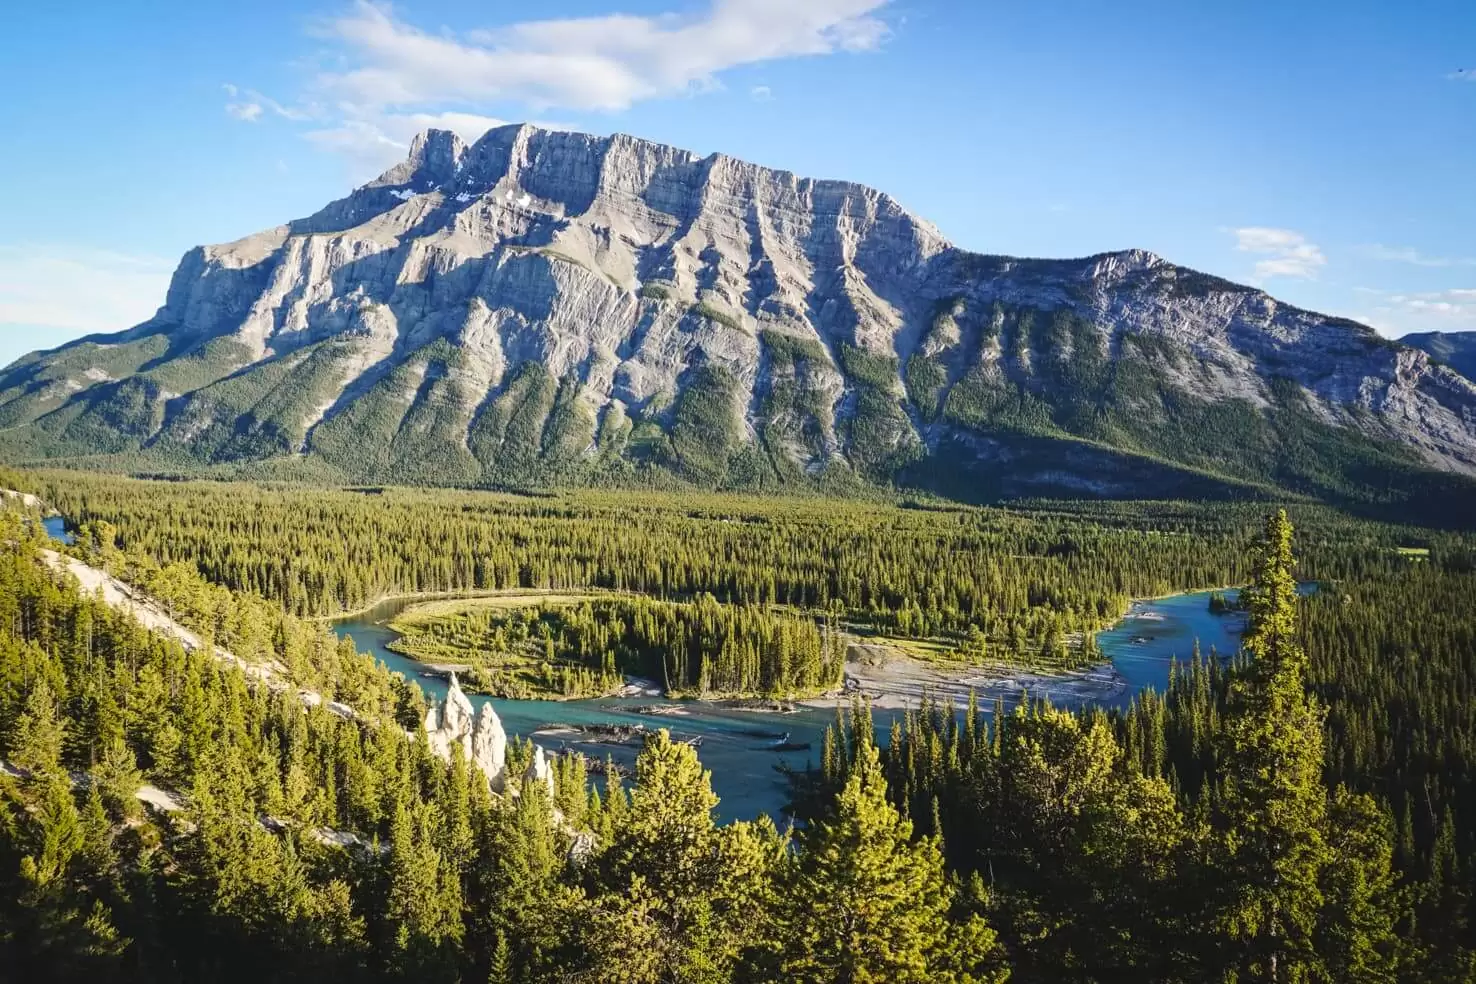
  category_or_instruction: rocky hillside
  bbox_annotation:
[1404,331,1476,384]
[3,123,1475,506]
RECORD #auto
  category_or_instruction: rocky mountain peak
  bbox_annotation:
[1086,248,1166,279]
[406,127,467,185]
[2,123,1474,512]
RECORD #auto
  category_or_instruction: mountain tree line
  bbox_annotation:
[36,470,1406,655]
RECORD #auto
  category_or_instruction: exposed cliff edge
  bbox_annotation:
[3,123,1474,509]
[1404,331,1476,384]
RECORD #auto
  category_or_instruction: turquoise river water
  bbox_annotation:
[331,589,1257,822]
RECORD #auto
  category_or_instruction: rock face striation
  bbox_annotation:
[3,123,1476,506]
[425,674,508,790]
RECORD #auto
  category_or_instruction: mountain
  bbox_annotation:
[3,123,1476,508]
[1403,331,1476,383]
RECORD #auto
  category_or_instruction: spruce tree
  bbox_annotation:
[1317,787,1401,983]
[587,729,732,983]
[91,738,143,820]
[11,679,65,777]
[1212,511,1327,981]
[777,739,1005,984]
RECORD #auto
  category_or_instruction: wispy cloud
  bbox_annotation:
[226,100,264,122]
[0,245,174,334]
[1395,289,1476,314]
[228,1,892,175]
[1233,227,1326,280]
[315,0,891,113]
[221,83,314,126]
[303,111,514,172]
[1358,243,1476,268]
[222,82,311,123]
[1447,68,1476,82]
[1355,287,1476,336]
[750,85,773,101]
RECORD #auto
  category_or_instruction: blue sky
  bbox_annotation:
[2,0,1473,368]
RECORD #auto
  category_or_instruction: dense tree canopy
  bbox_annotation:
[2,471,1474,982]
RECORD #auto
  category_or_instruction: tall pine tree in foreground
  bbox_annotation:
[1212,511,1398,983]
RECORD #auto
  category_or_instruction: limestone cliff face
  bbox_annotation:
[3,123,1474,502]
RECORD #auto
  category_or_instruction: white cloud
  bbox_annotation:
[1356,287,1476,336]
[226,1,892,176]
[222,82,311,123]
[1403,289,1476,315]
[1233,227,1327,280]
[0,245,173,335]
[1447,69,1476,82]
[313,0,891,113]
[304,111,516,177]
[302,119,410,166]
[1358,243,1476,268]
[226,101,264,122]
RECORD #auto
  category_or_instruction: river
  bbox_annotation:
[331,589,1258,822]
[43,516,75,544]
[35,512,1266,823]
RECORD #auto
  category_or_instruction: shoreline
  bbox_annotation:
[318,588,523,622]
[321,587,589,623]
[1126,583,1246,606]
[322,586,635,623]
[796,650,1130,712]
[337,583,1237,714]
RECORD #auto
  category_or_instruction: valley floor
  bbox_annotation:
[801,641,1128,711]
[355,590,1131,710]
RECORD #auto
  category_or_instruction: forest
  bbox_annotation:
[32,471,1423,666]
[387,594,843,699]
[0,468,1473,981]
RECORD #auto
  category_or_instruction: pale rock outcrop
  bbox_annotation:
[424,673,509,789]
[471,701,509,792]
[525,743,556,798]
[0,489,41,510]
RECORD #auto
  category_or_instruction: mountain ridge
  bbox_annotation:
[3,122,1475,510]
[1403,330,1476,383]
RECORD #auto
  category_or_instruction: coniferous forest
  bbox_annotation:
[386,594,844,699]
[1,468,1474,982]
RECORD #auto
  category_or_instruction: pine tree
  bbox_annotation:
[386,800,461,979]
[1317,787,1401,983]
[1213,511,1327,982]
[91,737,143,820]
[487,932,513,984]
[777,739,1005,984]
[588,729,732,982]
[19,776,84,892]
[575,875,670,984]
[11,679,65,777]
[473,781,579,980]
